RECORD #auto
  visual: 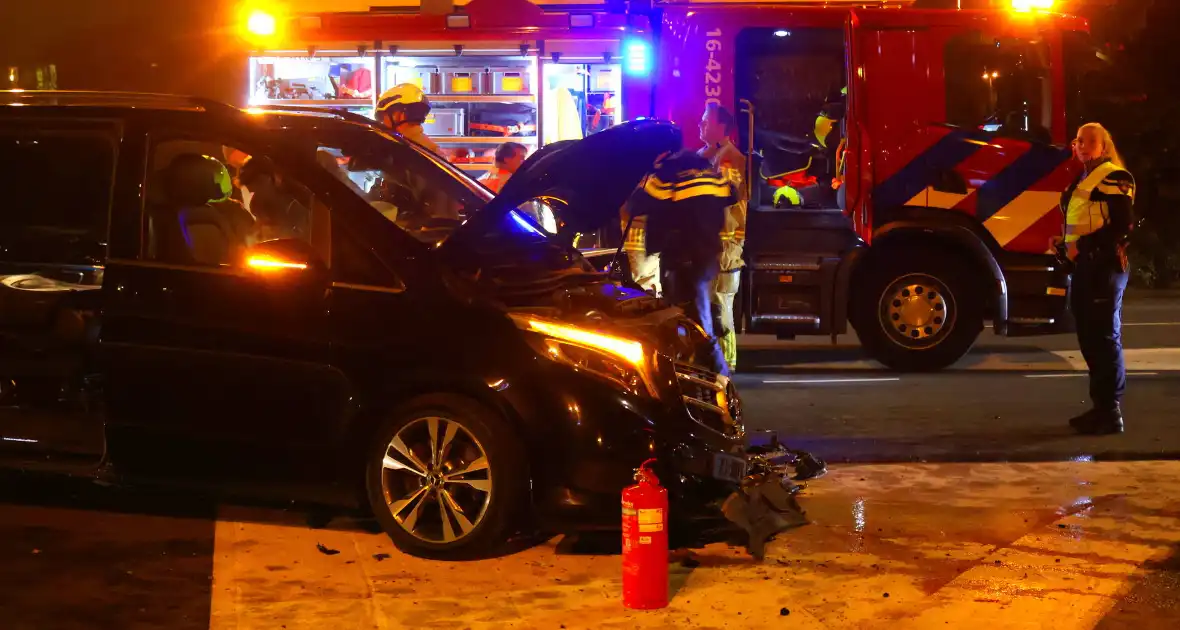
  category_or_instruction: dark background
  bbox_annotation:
[0,1,247,104]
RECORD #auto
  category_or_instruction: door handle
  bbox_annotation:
[739,98,756,203]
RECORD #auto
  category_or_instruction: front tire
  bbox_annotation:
[852,252,984,372]
[364,394,527,558]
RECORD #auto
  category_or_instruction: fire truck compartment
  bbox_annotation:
[745,208,863,336]
[996,252,1075,336]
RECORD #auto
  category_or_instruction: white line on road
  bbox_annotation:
[763,377,902,385]
[1024,372,1159,378]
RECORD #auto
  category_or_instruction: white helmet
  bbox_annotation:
[376,83,430,123]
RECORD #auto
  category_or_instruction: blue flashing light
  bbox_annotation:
[624,39,650,76]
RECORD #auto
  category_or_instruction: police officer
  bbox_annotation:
[1061,122,1136,435]
[698,103,747,373]
[629,150,735,376]
[375,83,442,156]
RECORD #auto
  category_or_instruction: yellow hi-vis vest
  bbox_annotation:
[1063,160,1134,259]
[621,209,647,253]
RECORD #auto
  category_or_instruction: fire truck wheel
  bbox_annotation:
[852,253,984,372]
[365,393,528,559]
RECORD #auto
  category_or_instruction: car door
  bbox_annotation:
[0,117,120,469]
[101,117,350,471]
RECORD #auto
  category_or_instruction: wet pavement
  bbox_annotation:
[3,460,1180,629]
[2,297,1178,628]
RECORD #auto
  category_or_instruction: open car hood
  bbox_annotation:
[482,119,683,233]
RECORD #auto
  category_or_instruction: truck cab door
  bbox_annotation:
[735,23,865,339]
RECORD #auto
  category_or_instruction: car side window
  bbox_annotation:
[0,130,113,285]
[314,138,480,243]
[144,138,328,269]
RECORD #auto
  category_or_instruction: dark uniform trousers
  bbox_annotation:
[1070,250,1129,411]
[662,257,729,376]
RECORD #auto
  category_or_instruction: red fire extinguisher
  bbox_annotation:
[622,458,669,610]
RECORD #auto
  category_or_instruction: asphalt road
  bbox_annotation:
[0,296,1177,630]
[734,295,1180,464]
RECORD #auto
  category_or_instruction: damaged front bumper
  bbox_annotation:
[667,430,827,559]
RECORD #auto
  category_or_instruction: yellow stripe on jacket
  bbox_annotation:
[641,173,733,201]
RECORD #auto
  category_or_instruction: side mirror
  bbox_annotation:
[243,239,325,278]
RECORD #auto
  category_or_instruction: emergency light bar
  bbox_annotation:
[1010,0,1054,12]
[624,39,650,76]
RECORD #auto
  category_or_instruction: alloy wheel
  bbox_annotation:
[380,416,493,544]
[878,273,956,349]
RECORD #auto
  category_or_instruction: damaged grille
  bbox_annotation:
[675,363,744,438]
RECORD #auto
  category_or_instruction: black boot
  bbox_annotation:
[1069,406,1124,435]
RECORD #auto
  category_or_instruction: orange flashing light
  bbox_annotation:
[237,2,286,43]
[246,10,277,36]
[247,255,307,271]
[1011,0,1054,13]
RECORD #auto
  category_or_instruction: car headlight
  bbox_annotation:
[511,314,659,397]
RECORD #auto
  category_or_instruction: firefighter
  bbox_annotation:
[804,86,846,208]
[698,103,747,373]
[479,141,527,193]
[376,83,441,156]
[1061,122,1135,435]
[619,203,661,294]
[629,150,735,376]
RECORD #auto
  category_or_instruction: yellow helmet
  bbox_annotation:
[376,83,430,115]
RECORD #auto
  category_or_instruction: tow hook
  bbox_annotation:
[722,431,827,561]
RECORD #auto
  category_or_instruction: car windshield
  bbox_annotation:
[943,33,1054,143]
[302,120,554,247]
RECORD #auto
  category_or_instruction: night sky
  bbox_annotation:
[0,1,247,102]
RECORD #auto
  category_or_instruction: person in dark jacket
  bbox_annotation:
[1061,122,1136,435]
[628,150,736,376]
[238,156,310,243]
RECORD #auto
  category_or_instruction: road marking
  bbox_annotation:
[763,377,901,385]
[1023,371,1159,379]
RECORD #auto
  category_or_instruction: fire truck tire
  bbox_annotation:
[852,253,984,372]
[365,393,528,559]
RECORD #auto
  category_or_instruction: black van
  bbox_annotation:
[0,91,746,556]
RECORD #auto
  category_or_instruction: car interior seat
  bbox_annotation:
[150,153,245,266]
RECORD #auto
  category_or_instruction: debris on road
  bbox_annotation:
[780,607,790,616]
[316,543,340,556]
[373,553,391,561]
[721,454,810,561]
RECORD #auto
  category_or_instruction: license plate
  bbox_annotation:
[712,453,747,483]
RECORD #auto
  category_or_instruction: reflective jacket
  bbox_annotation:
[479,167,511,193]
[398,123,442,156]
[700,140,747,271]
[1061,159,1135,261]
[627,151,736,262]
[620,206,647,253]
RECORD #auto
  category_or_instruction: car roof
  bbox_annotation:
[0,90,381,129]
[0,90,230,113]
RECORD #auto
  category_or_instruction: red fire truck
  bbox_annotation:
[241,0,1097,371]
